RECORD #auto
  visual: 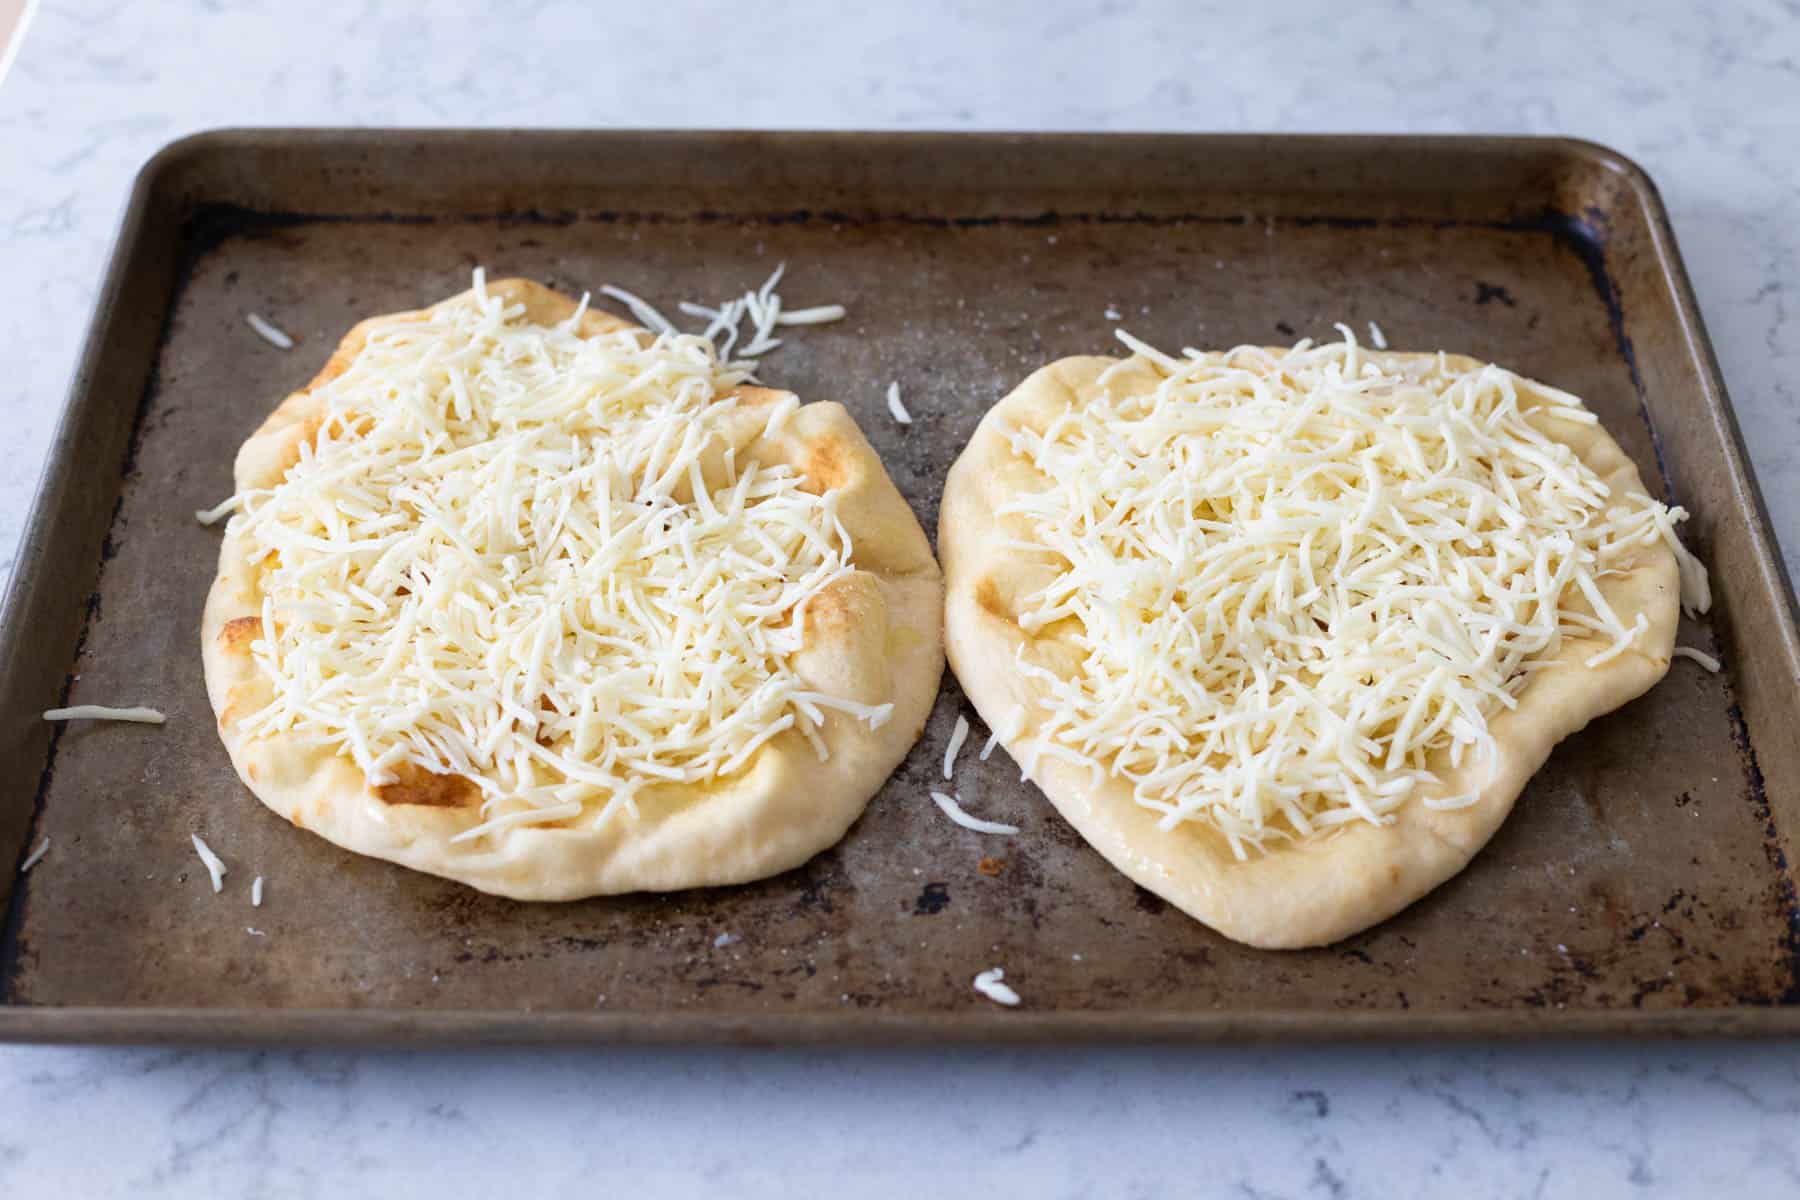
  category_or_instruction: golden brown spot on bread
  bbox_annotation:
[218,684,257,729]
[1388,865,1402,885]
[727,385,785,408]
[804,577,858,637]
[975,577,1013,622]
[219,616,260,652]
[802,433,852,493]
[373,762,481,808]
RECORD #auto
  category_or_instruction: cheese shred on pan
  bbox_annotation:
[246,313,295,350]
[218,275,888,838]
[943,715,970,780]
[43,705,166,724]
[930,790,1020,835]
[997,330,1710,859]
[972,967,1021,1006]
[19,837,49,874]
[191,833,226,893]
[1673,645,1721,672]
[886,382,912,425]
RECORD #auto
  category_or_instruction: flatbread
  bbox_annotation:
[203,278,943,899]
[940,350,1682,949]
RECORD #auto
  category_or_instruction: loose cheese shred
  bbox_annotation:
[191,833,226,893]
[886,382,912,425]
[1368,320,1389,350]
[43,705,165,724]
[674,265,836,364]
[943,715,970,780]
[195,495,240,526]
[980,706,1024,762]
[221,272,886,838]
[972,967,1021,1007]
[930,790,1020,835]
[1673,645,1721,672]
[597,285,676,335]
[776,304,847,326]
[19,837,49,874]
[998,331,1710,858]
[251,875,264,907]
[245,313,295,350]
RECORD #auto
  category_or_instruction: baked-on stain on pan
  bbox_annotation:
[0,131,1795,1043]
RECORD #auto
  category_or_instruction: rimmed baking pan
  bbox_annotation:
[1,131,1794,1043]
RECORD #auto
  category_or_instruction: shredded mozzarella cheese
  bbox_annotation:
[19,837,49,873]
[220,273,886,837]
[943,715,970,780]
[979,706,1023,762]
[597,285,676,335]
[246,313,295,350]
[997,331,1709,858]
[43,705,165,724]
[251,875,264,907]
[195,496,240,526]
[886,382,912,425]
[191,834,226,893]
[972,967,1021,1006]
[775,304,847,326]
[930,790,1020,835]
[1368,320,1388,350]
[1673,645,1721,672]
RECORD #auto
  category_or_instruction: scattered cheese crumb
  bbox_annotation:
[19,836,50,873]
[195,496,239,526]
[972,967,1021,1007]
[775,304,847,326]
[979,706,1023,762]
[43,705,165,724]
[713,932,739,948]
[598,284,676,335]
[886,381,912,425]
[930,790,1020,835]
[943,715,970,780]
[191,833,226,893]
[245,312,295,350]
[1104,307,1122,321]
[251,875,264,907]
[675,264,799,360]
[1368,320,1389,350]
[1673,646,1721,672]
[247,927,265,937]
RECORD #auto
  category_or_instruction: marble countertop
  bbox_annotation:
[2,0,1798,1194]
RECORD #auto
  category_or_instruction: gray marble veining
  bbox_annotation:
[2,0,1799,1195]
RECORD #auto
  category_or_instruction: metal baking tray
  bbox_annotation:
[2,131,1795,1043]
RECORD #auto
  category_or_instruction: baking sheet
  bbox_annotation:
[1,131,1795,1042]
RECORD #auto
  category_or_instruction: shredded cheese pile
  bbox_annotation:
[998,329,1709,858]
[222,273,887,841]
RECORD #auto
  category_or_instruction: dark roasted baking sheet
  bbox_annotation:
[1,131,1795,1043]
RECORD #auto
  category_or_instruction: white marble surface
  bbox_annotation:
[2,0,1798,1195]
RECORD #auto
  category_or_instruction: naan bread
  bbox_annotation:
[203,278,943,899]
[941,346,1688,949]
